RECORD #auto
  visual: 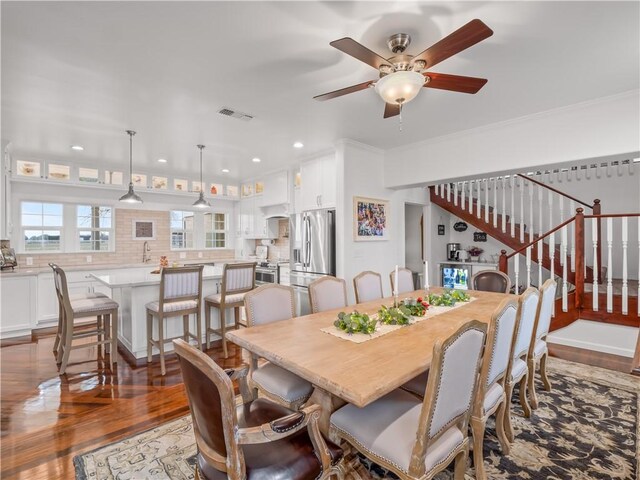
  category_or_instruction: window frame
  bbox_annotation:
[20,201,64,253]
[170,210,196,251]
[75,205,114,252]
[204,212,229,249]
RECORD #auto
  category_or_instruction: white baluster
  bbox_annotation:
[501,177,507,233]
[514,253,520,294]
[606,218,613,313]
[621,217,628,315]
[529,180,534,244]
[538,239,543,288]
[549,230,555,316]
[484,179,489,223]
[570,200,576,272]
[592,219,599,311]
[562,225,568,312]
[526,245,531,288]
[519,178,525,243]
[454,182,458,206]
[548,189,554,232]
[468,180,473,213]
[447,183,451,203]
[538,185,543,240]
[476,179,481,218]
[510,175,515,237]
[493,178,498,228]
[461,181,465,209]
[435,184,439,197]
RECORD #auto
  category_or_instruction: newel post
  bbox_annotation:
[593,199,602,283]
[574,208,585,310]
[499,250,508,275]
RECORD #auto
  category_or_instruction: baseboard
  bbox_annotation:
[548,342,633,373]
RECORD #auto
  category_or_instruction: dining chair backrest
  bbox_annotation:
[353,271,383,304]
[512,287,540,359]
[532,279,557,344]
[308,276,348,313]
[221,262,256,298]
[49,263,72,318]
[409,320,487,474]
[173,338,241,474]
[471,270,511,294]
[244,284,295,327]
[482,298,519,390]
[159,266,204,307]
[389,268,414,295]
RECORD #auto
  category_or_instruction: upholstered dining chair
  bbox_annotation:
[389,267,415,295]
[146,265,203,376]
[244,284,314,410]
[50,263,119,375]
[470,298,519,480]
[204,262,256,358]
[353,271,383,303]
[308,276,348,313]
[527,278,557,410]
[330,320,487,480]
[173,339,344,480]
[470,270,512,294]
[503,287,540,443]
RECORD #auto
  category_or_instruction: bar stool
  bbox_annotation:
[50,263,119,375]
[145,265,203,376]
[204,262,256,358]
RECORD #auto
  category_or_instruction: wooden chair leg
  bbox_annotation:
[220,307,228,359]
[495,398,510,455]
[158,316,166,376]
[195,311,202,350]
[59,316,74,375]
[146,311,153,363]
[204,302,211,350]
[519,372,531,418]
[504,380,515,443]
[540,351,552,392]
[528,357,539,410]
[111,309,118,365]
[183,315,189,342]
[470,417,486,480]
[53,304,63,355]
[453,445,468,480]
[234,307,240,329]
[105,314,113,371]
[96,314,103,358]
[56,311,67,364]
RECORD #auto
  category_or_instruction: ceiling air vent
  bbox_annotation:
[217,107,254,122]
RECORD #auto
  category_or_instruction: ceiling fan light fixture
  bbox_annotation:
[375,70,425,105]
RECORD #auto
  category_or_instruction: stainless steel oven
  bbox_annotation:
[255,264,278,285]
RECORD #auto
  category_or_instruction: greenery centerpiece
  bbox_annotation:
[427,289,471,307]
[334,311,377,334]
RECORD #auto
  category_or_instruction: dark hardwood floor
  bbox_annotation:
[1,330,636,479]
[0,331,247,480]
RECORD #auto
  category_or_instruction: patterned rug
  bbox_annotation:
[74,358,639,479]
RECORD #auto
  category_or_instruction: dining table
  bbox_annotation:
[226,287,514,434]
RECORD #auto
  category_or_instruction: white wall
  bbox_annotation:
[404,204,424,273]
[384,90,640,188]
[335,140,427,303]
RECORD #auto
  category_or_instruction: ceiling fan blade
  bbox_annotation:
[330,37,392,70]
[383,103,400,118]
[423,72,488,94]
[413,19,493,69]
[313,80,375,101]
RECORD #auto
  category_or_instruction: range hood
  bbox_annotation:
[262,204,290,219]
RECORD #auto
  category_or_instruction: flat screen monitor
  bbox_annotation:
[442,266,469,290]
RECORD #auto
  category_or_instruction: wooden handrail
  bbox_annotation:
[517,173,593,209]
[584,213,640,218]
[505,215,577,259]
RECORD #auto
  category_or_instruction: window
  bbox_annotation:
[77,206,113,251]
[21,202,63,251]
[204,212,227,248]
[170,211,195,249]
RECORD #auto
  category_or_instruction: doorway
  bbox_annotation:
[404,203,424,280]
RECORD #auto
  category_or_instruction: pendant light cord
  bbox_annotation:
[198,144,205,188]
[126,130,136,185]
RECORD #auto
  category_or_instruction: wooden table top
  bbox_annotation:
[227,288,514,408]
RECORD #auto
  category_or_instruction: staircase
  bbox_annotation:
[429,163,639,331]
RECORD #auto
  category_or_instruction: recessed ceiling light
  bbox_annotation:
[71,145,84,151]
[252,157,261,163]
[293,142,304,149]
[157,158,167,163]
[222,168,230,173]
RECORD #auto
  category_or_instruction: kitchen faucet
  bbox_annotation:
[142,241,151,263]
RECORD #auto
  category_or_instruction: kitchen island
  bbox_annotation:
[92,265,224,360]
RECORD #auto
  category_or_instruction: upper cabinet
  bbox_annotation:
[257,171,289,207]
[300,154,336,211]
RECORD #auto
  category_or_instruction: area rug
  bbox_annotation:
[74,358,639,479]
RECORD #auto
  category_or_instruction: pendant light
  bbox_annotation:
[193,144,211,208]
[119,130,143,204]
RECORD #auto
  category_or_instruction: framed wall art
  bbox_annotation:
[353,196,389,241]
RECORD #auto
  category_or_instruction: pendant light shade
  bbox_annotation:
[193,144,211,208]
[119,130,143,204]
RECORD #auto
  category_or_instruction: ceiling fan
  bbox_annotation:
[314,19,493,119]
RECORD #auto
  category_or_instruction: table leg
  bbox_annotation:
[306,386,346,437]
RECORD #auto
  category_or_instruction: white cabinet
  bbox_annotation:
[257,171,289,207]
[254,210,278,239]
[300,154,336,211]
[237,197,277,239]
[0,275,37,338]
[239,197,254,237]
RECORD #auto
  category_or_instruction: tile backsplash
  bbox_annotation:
[15,208,235,269]
[254,219,290,260]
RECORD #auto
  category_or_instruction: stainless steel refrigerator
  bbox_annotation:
[290,209,336,316]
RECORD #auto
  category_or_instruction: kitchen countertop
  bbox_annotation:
[91,265,223,288]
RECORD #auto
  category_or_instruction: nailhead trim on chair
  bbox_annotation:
[269,413,306,433]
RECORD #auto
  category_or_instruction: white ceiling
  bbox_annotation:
[2,1,638,181]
